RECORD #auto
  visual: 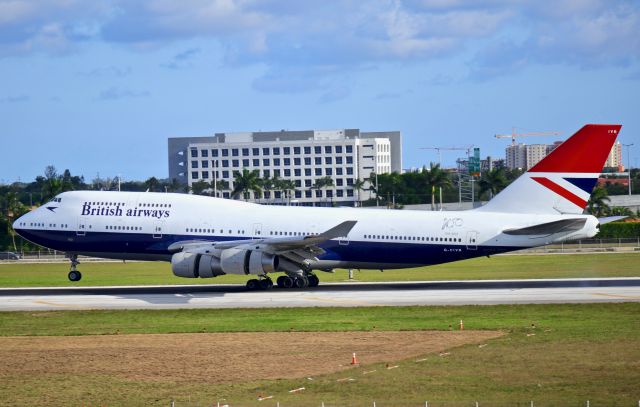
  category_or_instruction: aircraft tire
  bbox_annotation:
[307,274,319,287]
[294,276,309,289]
[282,276,294,289]
[246,279,259,290]
[68,270,82,282]
[259,278,273,290]
[276,276,287,288]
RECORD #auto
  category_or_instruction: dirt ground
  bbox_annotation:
[0,330,503,383]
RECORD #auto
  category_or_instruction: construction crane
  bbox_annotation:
[419,146,475,165]
[495,127,561,145]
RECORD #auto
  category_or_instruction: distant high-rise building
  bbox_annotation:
[604,141,623,170]
[505,144,527,170]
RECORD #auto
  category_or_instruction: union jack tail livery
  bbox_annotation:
[479,124,621,215]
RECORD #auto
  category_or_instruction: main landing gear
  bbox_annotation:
[245,272,320,290]
[68,254,82,282]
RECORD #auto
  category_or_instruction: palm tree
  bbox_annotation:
[144,177,160,192]
[478,168,508,200]
[351,178,366,207]
[213,180,230,197]
[423,163,451,210]
[280,179,297,203]
[587,187,610,217]
[231,169,262,200]
[311,176,334,205]
[1,191,27,251]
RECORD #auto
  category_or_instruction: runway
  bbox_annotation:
[1,278,639,311]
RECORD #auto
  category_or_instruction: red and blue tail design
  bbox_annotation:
[479,124,621,214]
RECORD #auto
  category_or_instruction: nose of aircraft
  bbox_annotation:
[13,213,28,236]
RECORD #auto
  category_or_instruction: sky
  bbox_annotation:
[1,0,639,184]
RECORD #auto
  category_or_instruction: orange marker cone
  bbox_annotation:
[460,320,464,331]
[351,352,359,365]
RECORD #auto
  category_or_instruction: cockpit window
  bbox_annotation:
[50,197,62,203]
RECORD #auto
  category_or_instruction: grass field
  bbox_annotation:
[0,252,639,287]
[1,303,639,405]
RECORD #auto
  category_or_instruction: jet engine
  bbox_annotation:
[171,252,225,278]
[171,248,279,278]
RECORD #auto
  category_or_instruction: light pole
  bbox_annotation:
[623,143,634,196]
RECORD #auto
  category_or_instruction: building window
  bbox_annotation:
[222,160,229,167]
[222,171,229,178]
[222,149,229,157]
[202,161,209,168]
[347,189,354,197]
[274,169,281,177]
[314,157,321,165]
[294,158,301,165]
[347,178,354,185]
[346,156,353,164]
[263,147,270,155]
[336,157,343,164]
[273,147,280,155]
[346,145,353,153]
[284,147,290,155]
[347,168,353,175]
[326,190,333,198]
[325,145,332,154]
[252,148,259,156]
[305,168,311,176]
[325,157,332,164]
[304,146,311,154]
[202,172,209,179]
[191,171,198,178]
[242,148,249,156]
[336,145,343,153]
[232,160,239,167]
[315,190,323,197]
[284,169,291,176]
[305,179,312,187]
[201,150,209,158]
[305,190,312,198]
[315,168,322,176]
[336,168,343,175]
[263,169,271,177]
[284,158,290,166]
[191,160,198,168]
[212,149,219,157]
[305,157,311,166]
[294,146,301,154]
[231,149,239,157]
[274,158,281,166]
[295,180,302,187]
[336,178,344,186]
[314,146,321,154]
[190,149,198,157]
[295,190,302,198]
[243,159,250,167]
[263,159,270,166]
[253,159,260,166]
[326,168,333,175]
[294,169,301,176]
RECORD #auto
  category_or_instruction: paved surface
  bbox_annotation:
[1,278,639,311]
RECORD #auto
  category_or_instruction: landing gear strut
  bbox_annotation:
[68,254,82,282]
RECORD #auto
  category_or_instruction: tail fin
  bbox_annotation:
[478,124,621,214]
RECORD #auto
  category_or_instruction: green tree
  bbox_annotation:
[351,178,366,206]
[423,163,452,210]
[144,177,160,192]
[190,180,211,195]
[587,187,611,217]
[0,191,27,251]
[232,169,262,200]
[311,176,334,204]
[478,168,508,200]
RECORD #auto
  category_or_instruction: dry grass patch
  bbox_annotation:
[0,330,502,383]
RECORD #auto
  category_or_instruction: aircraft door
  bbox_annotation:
[466,231,478,250]
[252,223,263,239]
[76,217,87,237]
[153,221,164,239]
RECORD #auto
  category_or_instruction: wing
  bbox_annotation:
[167,220,357,271]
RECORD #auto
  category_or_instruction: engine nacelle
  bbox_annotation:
[219,248,279,275]
[171,252,225,278]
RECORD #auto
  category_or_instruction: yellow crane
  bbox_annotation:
[495,127,560,145]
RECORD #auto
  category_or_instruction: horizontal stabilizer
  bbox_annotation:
[598,216,628,225]
[503,218,587,236]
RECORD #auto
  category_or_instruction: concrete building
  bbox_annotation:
[604,141,623,170]
[168,129,402,205]
[505,141,622,171]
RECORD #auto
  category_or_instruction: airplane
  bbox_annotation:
[13,124,621,290]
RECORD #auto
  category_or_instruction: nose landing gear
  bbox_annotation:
[68,254,82,282]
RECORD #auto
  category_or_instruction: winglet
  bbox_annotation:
[314,220,358,240]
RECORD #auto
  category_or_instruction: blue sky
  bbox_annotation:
[1,0,639,183]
